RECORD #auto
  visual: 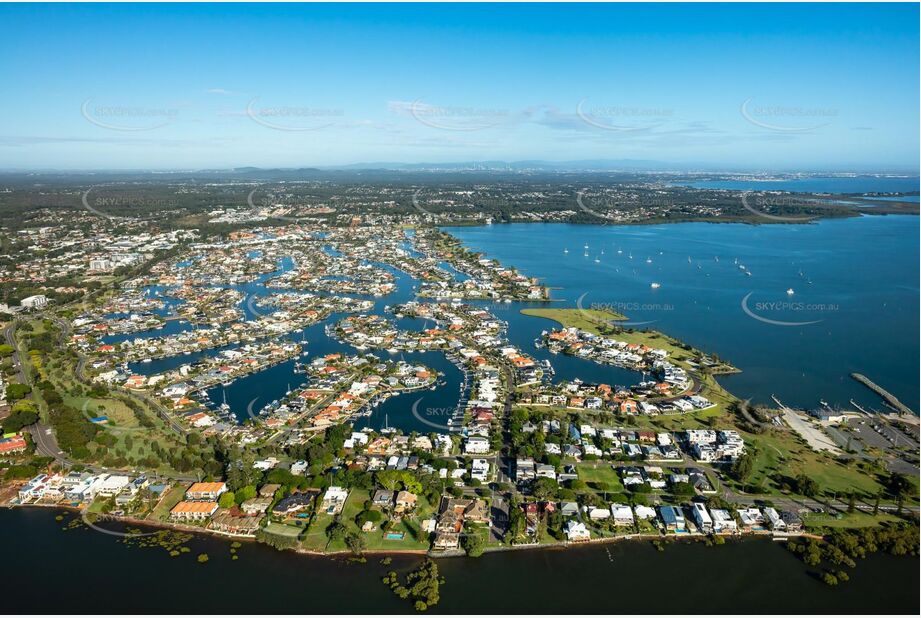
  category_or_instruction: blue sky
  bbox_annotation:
[0,3,918,171]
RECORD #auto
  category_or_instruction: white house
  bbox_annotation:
[564,520,591,542]
[711,509,737,533]
[610,503,635,526]
[464,436,490,455]
[691,502,713,532]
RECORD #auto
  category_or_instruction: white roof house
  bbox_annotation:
[564,520,591,541]
[691,502,713,531]
[634,505,657,520]
[610,503,635,525]
[764,507,785,530]
[710,509,737,533]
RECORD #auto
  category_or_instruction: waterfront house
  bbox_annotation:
[610,503,635,526]
[710,509,737,533]
[780,510,804,532]
[634,505,657,520]
[272,490,318,515]
[565,520,591,542]
[210,510,261,535]
[321,486,349,514]
[737,508,765,532]
[433,532,460,551]
[691,502,713,533]
[170,501,219,521]
[764,507,785,531]
[659,505,686,532]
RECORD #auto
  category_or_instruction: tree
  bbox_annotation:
[731,451,755,482]
[5,383,31,401]
[531,477,558,500]
[218,492,236,509]
[794,474,819,497]
[461,530,486,557]
[2,401,39,432]
[886,472,912,501]
[327,521,348,544]
[345,532,366,556]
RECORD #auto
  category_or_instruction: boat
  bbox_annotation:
[594,258,600,263]
[141,358,152,363]
[650,282,661,289]
[786,288,795,295]
[563,248,569,254]
[645,258,652,264]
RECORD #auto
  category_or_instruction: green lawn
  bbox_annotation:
[575,462,625,492]
[802,510,902,530]
[521,307,626,328]
[149,484,187,521]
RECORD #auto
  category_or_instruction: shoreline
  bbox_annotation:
[4,501,824,560]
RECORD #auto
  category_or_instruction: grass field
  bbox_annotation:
[802,510,902,530]
[521,307,626,328]
[575,462,626,493]
[149,484,188,521]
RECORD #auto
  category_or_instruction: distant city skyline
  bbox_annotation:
[0,2,918,172]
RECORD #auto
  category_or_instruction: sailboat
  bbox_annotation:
[219,389,230,413]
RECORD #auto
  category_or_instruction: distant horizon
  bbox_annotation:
[0,160,919,176]
[1,3,918,171]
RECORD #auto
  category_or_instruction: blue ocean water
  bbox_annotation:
[446,215,920,412]
[682,176,920,194]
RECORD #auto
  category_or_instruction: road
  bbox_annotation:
[51,315,187,436]
[3,321,28,384]
[25,422,70,465]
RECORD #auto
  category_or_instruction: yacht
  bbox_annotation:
[786,288,795,295]
[650,282,661,289]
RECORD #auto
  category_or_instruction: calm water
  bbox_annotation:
[683,176,920,194]
[447,216,920,412]
[1,508,916,614]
